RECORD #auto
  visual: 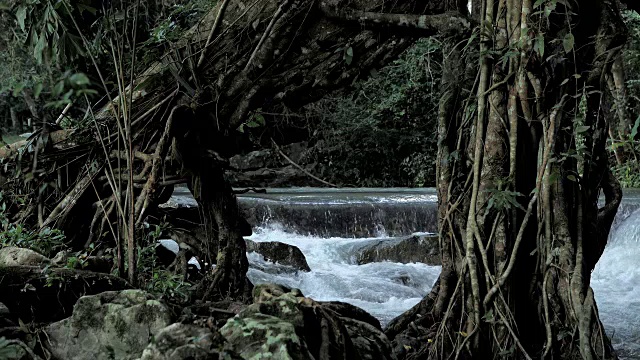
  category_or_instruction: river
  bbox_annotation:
[170,187,640,358]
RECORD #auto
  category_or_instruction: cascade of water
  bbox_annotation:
[592,208,640,359]
[246,223,441,325]
[166,187,640,357]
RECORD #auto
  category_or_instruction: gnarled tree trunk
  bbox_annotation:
[386,0,626,359]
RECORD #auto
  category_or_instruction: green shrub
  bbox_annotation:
[0,192,66,257]
[307,38,441,187]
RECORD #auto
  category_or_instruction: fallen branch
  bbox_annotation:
[320,3,471,36]
[40,167,103,230]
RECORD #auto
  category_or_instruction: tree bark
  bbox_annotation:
[386,0,625,359]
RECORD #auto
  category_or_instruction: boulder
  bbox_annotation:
[0,247,49,267]
[221,284,396,360]
[230,149,274,171]
[245,240,311,272]
[138,323,241,360]
[357,234,440,266]
[45,290,172,360]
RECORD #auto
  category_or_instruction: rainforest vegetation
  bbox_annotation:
[0,0,639,359]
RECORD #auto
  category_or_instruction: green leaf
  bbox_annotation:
[630,115,640,140]
[567,174,577,182]
[345,46,353,65]
[52,80,64,97]
[575,125,590,133]
[34,82,43,99]
[69,73,90,86]
[254,113,266,126]
[563,33,574,53]
[34,32,47,64]
[534,33,545,58]
[533,0,545,8]
[16,6,27,32]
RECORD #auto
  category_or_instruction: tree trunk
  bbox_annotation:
[608,55,634,164]
[386,1,625,359]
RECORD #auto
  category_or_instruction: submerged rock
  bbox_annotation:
[221,284,396,360]
[245,240,311,272]
[45,290,172,360]
[0,247,50,267]
[357,234,440,265]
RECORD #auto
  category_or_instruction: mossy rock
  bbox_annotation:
[45,290,173,360]
[221,284,396,360]
[139,323,242,360]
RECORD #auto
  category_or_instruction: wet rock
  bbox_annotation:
[45,290,172,360]
[318,301,382,330]
[245,240,311,271]
[0,247,50,267]
[221,284,396,360]
[357,234,440,265]
[138,323,241,360]
[342,317,396,360]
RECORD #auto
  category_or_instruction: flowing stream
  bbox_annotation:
[170,187,640,358]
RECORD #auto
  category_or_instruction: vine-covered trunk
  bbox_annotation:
[387,0,625,359]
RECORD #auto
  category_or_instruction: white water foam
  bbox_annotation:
[592,209,640,359]
[245,224,441,325]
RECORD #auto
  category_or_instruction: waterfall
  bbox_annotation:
[166,187,640,358]
[593,207,640,359]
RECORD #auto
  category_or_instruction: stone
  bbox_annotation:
[221,284,396,360]
[357,234,440,265]
[0,247,50,267]
[245,240,311,271]
[230,149,273,171]
[45,290,173,360]
[220,289,313,360]
[138,323,241,360]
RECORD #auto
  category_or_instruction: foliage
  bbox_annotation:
[623,10,640,114]
[0,0,214,132]
[0,192,66,257]
[132,224,191,303]
[612,11,640,188]
[307,38,442,187]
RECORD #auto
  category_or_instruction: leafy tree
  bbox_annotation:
[0,2,634,359]
[308,38,441,187]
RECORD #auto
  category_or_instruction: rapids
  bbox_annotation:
[168,187,640,358]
